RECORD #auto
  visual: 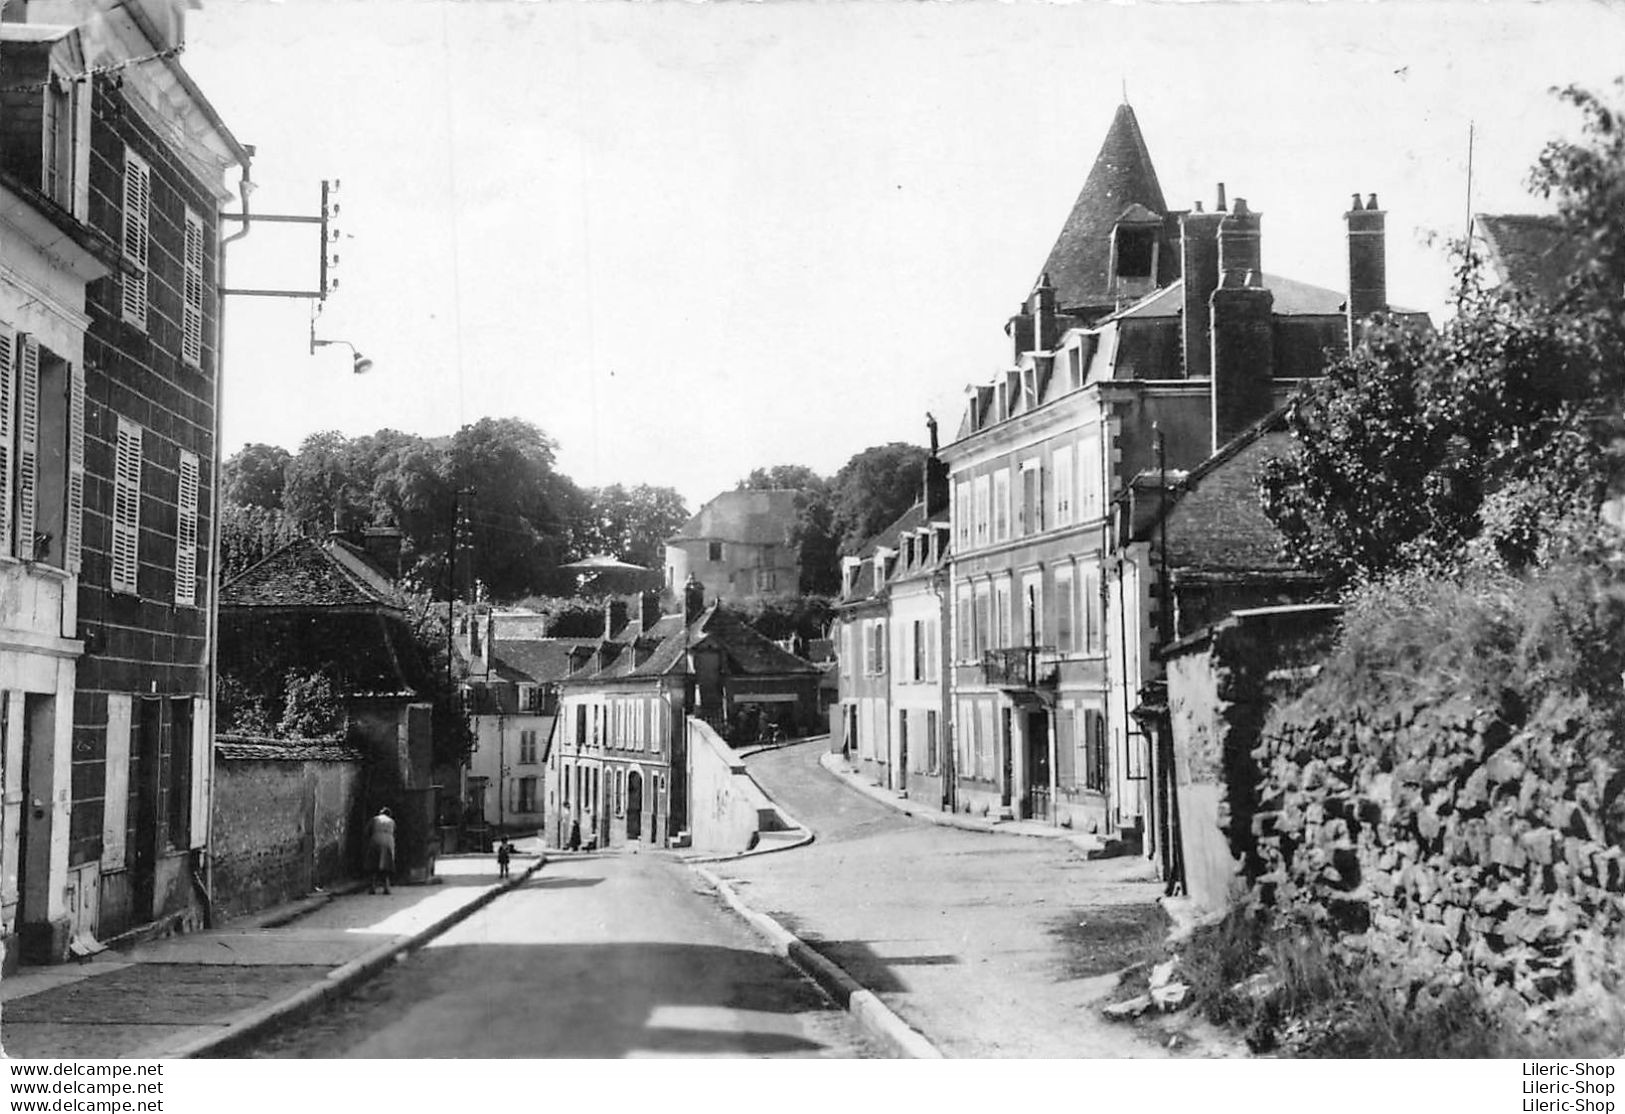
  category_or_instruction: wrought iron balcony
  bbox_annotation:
[981,645,1058,688]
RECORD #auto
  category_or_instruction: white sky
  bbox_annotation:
[185,0,1625,510]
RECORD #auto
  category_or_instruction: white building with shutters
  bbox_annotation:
[0,0,250,968]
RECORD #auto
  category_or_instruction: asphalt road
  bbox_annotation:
[238,850,880,1058]
[724,740,1177,1057]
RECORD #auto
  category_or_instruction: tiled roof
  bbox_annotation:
[668,489,799,546]
[1112,273,1418,320]
[561,605,818,685]
[222,536,403,610]
[220,607,434,699]
[1475,213,1589,302]
[490,638,601,684]
[839,503,928,604]
[1037,103,1170,314]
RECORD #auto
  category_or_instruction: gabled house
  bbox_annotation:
[942,102,1426,842]
[455,606,597,839]
[551,579,821,851]
[0,0,248,967]
[664,488,800,605]
[218,535,438,880]
[1472,213,1591,303]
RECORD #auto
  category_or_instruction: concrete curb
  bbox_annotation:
[817,752,1108,855]
[140,856,547,1059]
[692,866,942,1060]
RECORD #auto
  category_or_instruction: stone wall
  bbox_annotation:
[211,739,363,921]
[687,718,788,854]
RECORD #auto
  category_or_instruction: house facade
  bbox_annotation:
[664,488,800,606]
[940,103,1416,845]
[456,606,596,839]
[0,0,246,967]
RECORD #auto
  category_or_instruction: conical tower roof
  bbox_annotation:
[1037,103,1169,314]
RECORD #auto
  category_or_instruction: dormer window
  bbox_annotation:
[0,29,90,220]
[1114,225,1156,280]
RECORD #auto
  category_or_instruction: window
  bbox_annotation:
[1021,574,1042,647]
[175,451,199,606]
[955,587,973,663]
[518,777,539,813]
[1115,226,1156,280]
[912,619,925,682]
[518,684,538,713]
[111,418,142,594]
[954,479,971,549]
[926,616,938,680]
[1019,461,1042,536]
[992,469,1010,542]
[1082,709,1108,792]
[575,705,587,748]
[1054,564,1075,653]
[973,475,990,546]
[707,540,723,562]
[841,624,852,677]
[1081,563,1104,655]
[614,769,624,816]
[869,620,887,675]
[974,584,990,658]
[0,332,10,556]
[166,697,193,850]
[993,577,1012,649]
[1052,446,1074,527]
[1079,427,1103,520]
[182,210,206,366]
[10,335,38,561]
[754,568,776,592]
[121,149,150,329]
[519,729,538,764]
[926,710,939,775]
[0,41,87,217]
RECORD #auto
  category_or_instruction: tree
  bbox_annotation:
[282,430,368,536]
[739,464,827,494]
[1260,82,1625,583]
[219,502,299,580]
[575,483,689,570]
[222,443,291,510]
[829,442,927,555]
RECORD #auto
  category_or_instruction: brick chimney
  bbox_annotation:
[923,413,949,517]
[683,574,706,625]
[637,590,662,635]
[361,525,404,581]
[1210,266,1276,452]
[1345,191,1387,350]
[1180,187,1226,379]
[1031,273,1059,352]
[1007,306,1034,363]
[1218,197,1262,282]
[603,597,630,640]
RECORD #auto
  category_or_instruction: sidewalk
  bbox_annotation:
[818,751,1115,857]
[0,850,544,1059]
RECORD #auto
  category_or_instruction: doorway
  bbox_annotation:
[896,711,909,795]
[132,698,164,924]
[626,770,643,841]
[18,695,56,946]
[1000,707,1013,811]
[1025,711,1051,821]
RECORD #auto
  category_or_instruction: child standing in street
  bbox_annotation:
[496,838,513,878]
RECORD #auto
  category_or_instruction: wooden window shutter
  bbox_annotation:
[0,330,12,557]
[182,209,205,366]
[175,450,199,605]
[112,417,142,594]
[189,697,210,849]
[14,335,38,560]
[121,150,150,328]
[65,361,84,573]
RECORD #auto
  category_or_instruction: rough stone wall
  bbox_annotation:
[212,755,361,920]
[1252,690,1625,1003]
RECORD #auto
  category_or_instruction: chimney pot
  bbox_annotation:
[1216,183,1227,212]
[1367,192,1379,210]
[1351,192,1363,212]
[1193,200,1204,213]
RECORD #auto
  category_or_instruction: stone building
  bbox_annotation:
[664,488,800,606]
[0,0,247,967]
[941,101,1424,843]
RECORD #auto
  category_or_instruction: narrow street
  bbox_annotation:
[237,851,879,1058]
[717,740,1179,1058]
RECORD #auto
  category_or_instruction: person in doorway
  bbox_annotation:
[496,838,513,878]
[567,816,581,852]
[366,806,397,894]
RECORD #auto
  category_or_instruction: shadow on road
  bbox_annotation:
[233,941,854,1058]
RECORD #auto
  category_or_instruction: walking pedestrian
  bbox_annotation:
[497,838,513,878]
[567,816,581,852]
[366,806,397,894]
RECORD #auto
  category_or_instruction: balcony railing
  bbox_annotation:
[981,645,1058,688]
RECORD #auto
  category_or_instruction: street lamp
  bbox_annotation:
[309,327,374,374]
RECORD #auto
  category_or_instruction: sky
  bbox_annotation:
[184,0,1625,511]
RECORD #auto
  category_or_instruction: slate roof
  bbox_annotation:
[838,502,928,604]
[668,489,798,546]
[1476,213,1590,302]
[1111,273,1424,320]
[222,536,403,610]
[1036,103,1170,314]
[490,638,600,684]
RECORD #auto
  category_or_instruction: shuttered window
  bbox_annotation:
[112,418,142,594]
[175,450,199,605]
[182,209,205,366]
[121,150,150,329]
[64,361,84,572]
[13,335,38,560]
[0,330,12,556]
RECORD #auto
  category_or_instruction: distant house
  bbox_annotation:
[218,534,438,881]
[551,580,821,850]
[455,606,596,839]
[665,489,800,605]
[1473,213,1590,302]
